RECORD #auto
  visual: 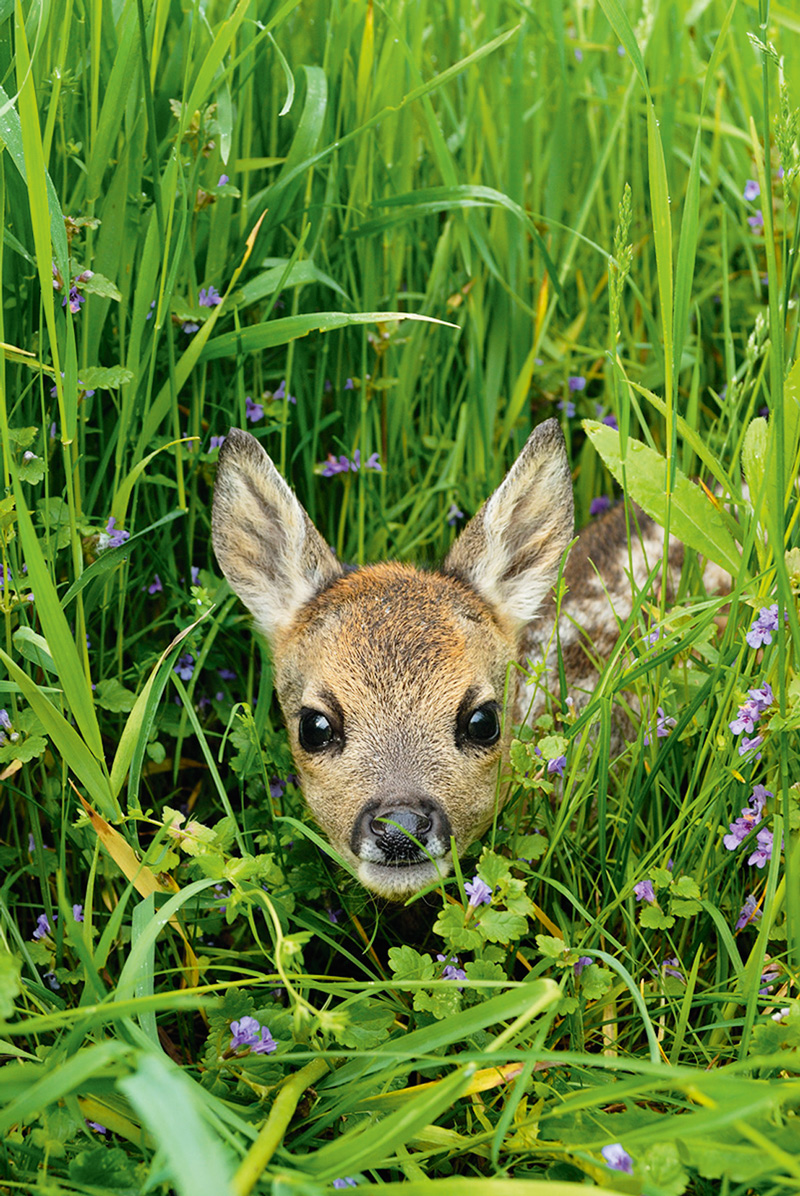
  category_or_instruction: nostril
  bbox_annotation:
[371,811,432,841]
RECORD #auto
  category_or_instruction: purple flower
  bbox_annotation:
[245,396,264,423]
[748,211,764,232]
[735,894,762,930]
[86,1120,107,1134]
[547,755,567,777]
[590,495,611,517]
[738,734,763,758]
[746,604,785,649]
[661,956,685,982]
[218,667,237,681]
[63,286,85,314]
[148,574,163,595]
[643,706,676,745]
[97,516,130,552]
[743,179,760,202]
[729,699,761,736]
[344,378,355,390]
[0,710,11,732]
[465,876,492,907]
[648,627,661,646]
[602,414,619,429]
[174,653,195,681]
[436,953,467,982]
[230,1016,261,1050]
[748,826,774,868]
[557,399,576,418]
[633,879,656,904]
[327,907,342,924]
[252,1026,277,1055]
[573,955,592,977]
[218,174,229,186]
[364,451,382,472]
[182,321,200,334]
[574,47,583,62]
[146,299,156,320]
[333,1181,358,1190]
[209,434,226,449]
[724,784,771,851]
[759,966,780,994]
[321,454,350,477]
[199,286,222,307]
[272,379,296,404]
[447,503,464,525]
[601,1144,633,1174]
[568,375,586,391]
[33,912,54,940]
[72,904,84,922]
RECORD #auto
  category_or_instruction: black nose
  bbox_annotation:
[352,797,451,866]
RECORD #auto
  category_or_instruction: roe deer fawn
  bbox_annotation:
[212,421,683,898]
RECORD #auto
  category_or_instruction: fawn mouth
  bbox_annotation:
[356,854,452,899]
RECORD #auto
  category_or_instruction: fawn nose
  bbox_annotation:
[352,797,451,866]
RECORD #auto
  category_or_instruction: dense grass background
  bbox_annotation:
[1,0,800,1192]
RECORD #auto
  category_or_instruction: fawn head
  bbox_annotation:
[212,422,573,898]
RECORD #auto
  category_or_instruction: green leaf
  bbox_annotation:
[68,1146,136,1191]
[79,272,122,302]
[477,850,511,890]
[670,898,702,918]
[93,678,137,714]
[584,421,742,575]
[515,834,547,861]
[672,876,701,900]
[580,965,613,1002]
[536,935,568,960]
[432,904,484,952]
[388,945,435,982]
[640,905,675,930]
[18,455,44,484]
[475,908,527,944]
[414,987,462,1019]
[77,365,134,390]
[333,1002,395,1050]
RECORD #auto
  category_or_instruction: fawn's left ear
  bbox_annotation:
[443,419,574,631]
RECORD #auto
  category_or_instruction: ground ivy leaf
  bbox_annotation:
[433,904,485,951]
[330,1002,395,1049]
[515,833,547,862]
[536,934,568,960]
[0,947,23,1019]
[388,945,435,982]
[68,1145,136,1191]
[414,987,462,1019]
[93,678,137,713]
[672,875,701,900]
[476,907,528,944]
[670,898,703,917]
[477,849,511,890]
[640,905,675,929]
[579,964,613,1001]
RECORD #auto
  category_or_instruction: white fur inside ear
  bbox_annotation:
[443,420,574,632]
[212,428,343,642]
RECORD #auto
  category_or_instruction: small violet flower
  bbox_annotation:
[746,604,785,650]
[661,956,685,982]
[148,574,163,595]
[743,179,760,202]
[174,653,195,681]
[209,434,226,450]
[590,495,611,517]
[437,953,467,983]
[465,876,492,907]
[229,1016,261,1049]
[633,879,656,904]
[573,955,592,977]
[199,286,222,307]
[97,516,130,552]
[547,754,567,777]
[601,1144,633,1174]
[447,503,464,525]
[245,396,265,423]
[557,399,576,418]
[33,912,55,940]
[271,379,296,404]
[332,1181,358,1190]
[735,894,762,930]
[86,1120,108,1134]
[218,174,229,186]
[643,706,676,746]
[568,375,586,392]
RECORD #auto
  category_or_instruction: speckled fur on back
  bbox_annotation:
[211,422,689,898]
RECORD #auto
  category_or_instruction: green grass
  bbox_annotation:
[1,0,800,1192]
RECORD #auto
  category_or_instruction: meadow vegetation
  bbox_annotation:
[1,0,800,1192]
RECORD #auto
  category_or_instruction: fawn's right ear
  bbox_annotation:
[212,428,344,642]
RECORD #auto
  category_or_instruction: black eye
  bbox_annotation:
[466,703,501,746]
[298,710,334,752]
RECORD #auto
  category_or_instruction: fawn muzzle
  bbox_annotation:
[352,795,452,869]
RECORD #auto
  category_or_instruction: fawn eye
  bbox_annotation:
[298,709,334,752]
[465,703,501,746]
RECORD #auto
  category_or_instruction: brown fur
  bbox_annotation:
[211,423,681,897]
